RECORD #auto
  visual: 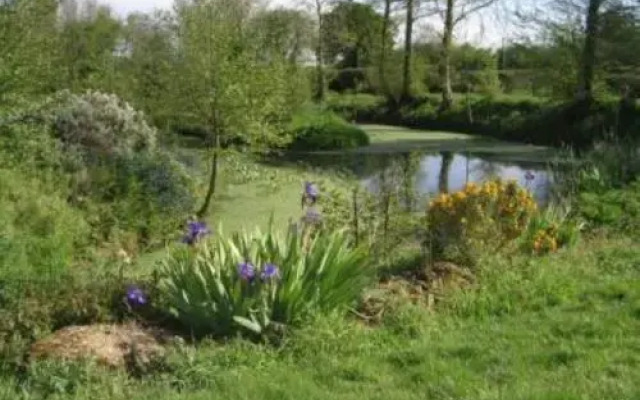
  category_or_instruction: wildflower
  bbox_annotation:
[260,263,280,282]
[238,261,256,282]
[126,285,147,307]
[182,221,211,245]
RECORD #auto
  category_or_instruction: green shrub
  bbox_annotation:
[0,169,89,280]
[577,181,640,235]
[53,90,157,157]
[73,152,196,251]
[157,226,371,338]
[288,109,370,151]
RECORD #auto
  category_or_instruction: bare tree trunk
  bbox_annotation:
[401,0,414,101]
[439,0,455,113]
[577,0,603,103]
[314,0,325,102]
[379,0,392,97]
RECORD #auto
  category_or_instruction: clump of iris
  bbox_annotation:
[182,221,211,245]
[126,285,147,307]
[237,261,280,283]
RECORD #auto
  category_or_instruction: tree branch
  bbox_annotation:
[454,0,498,26]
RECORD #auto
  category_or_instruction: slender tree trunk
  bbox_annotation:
[401,0,414,102]
[577,0,603,103]
[197,122,221,218]
[379,0,392,97]
[439,0,455,113]
[314,0,325,102]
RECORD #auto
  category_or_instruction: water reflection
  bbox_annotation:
[284,150,554,205]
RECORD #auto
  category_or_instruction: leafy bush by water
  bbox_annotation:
[157,225,371,339]
[288,109,370,151]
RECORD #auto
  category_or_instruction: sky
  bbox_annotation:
[101,0,512,48]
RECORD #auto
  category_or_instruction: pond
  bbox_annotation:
[287,151,553,204]
[283,125,563,206]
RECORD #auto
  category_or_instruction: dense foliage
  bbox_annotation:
[287,109,370,150]
[327,92,640,148]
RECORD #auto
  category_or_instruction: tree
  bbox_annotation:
[323,1,389,91]
[304,0,333,102]
[174,0,299,218]
[0,0,61,100]
[119,11,178,128]
[401,0,416,100]
[430,0,500,111]
[577,0,605,101]
[58,1,123,91]
[323,1,387,67]
[250,7,314,64]
[519,0,639,99]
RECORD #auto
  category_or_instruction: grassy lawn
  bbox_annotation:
[5,237,639,399]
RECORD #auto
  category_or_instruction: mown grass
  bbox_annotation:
[3,236,639,399]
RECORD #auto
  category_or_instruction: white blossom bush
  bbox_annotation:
[54,91,157,156]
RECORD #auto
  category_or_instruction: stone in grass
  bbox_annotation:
[29,322,171,371]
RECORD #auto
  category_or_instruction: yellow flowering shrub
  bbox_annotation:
[531,226,559,255]
[426,179,538,264]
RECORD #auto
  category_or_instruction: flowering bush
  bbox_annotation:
[53,91,157,157]
[157,225,371,338]
[426,179,538,264]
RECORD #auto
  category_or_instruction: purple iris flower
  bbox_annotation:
[126,285,147,307]
[260,263,280,282]
[238,261,256,282]
[303,182,319,202]
[182,221,211,245]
